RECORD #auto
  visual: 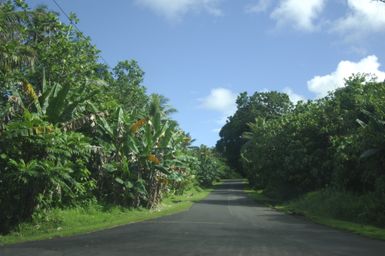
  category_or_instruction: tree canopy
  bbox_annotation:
[217,75,385,227]
[216,91,292,173]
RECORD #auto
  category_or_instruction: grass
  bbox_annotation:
[0,187,211,245]
[298,214,385,240]
[244,186,385,241]
[244,186,280,206]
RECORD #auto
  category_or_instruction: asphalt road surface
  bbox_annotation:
[2,179,385,256]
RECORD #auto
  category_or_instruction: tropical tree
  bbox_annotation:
[111,60,148,113]
[191,145,227,187]
[236,75,385,209]
[216,91,292,174]
[0,0,232,235]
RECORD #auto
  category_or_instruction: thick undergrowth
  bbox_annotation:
[0,1,232,236]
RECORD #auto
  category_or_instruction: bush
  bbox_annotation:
[288,189,385,227]
[0,113,94,233]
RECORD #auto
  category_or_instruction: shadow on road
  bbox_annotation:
[193,179,261,207]
[196,198,258,207]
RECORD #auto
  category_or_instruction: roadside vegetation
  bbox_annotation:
[0,0,231,242]
[218,76,385,237]
[245,188,385,240]
[0,186,211,245]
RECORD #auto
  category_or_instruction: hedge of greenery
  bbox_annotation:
[218,76,385,227]
[0,1,228,234]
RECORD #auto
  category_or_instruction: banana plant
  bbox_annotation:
[37,73,101,124]
[92,94,194,208]
[3,70,102,127]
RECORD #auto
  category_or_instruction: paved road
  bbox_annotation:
[2,179,385,256]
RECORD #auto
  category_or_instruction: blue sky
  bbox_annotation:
[27,0,385,146]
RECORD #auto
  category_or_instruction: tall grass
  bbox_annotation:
[287,189,385,227]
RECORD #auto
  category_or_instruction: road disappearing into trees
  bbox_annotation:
[2,179,385,256]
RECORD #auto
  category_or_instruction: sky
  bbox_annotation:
[27,0,385,146]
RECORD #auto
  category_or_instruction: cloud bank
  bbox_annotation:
[271,0,326,31]
[307,55,385,98]
[333,0,385,38]
[245,0,385,40]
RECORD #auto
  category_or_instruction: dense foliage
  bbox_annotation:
[219,75,385,227]
[216,91,292,174]
[0,1,228,234]
[190,145,232,187]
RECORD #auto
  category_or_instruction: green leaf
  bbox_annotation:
[126,135,139,154]
[356,118,367,128]
[115,177,124,185]
[154,165,170,175]
[125,181,133,189]
[98,115,114,138]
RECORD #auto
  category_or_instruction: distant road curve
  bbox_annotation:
[2,179,385,256]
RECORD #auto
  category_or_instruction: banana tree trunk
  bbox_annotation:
[146,170,162,209]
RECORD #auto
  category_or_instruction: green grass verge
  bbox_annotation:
[0,187,211,245]
[296,214,385,240]
[244,186,385,241]
[244,186,280,206]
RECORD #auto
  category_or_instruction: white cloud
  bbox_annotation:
[333,0,385,38]
[245,0,273,13]
[307,55,385,98]
[271,0,326,31]
[136,0,222,21]
[200,88,237,130]
[283,87,306,104]
[200,87,237,115]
